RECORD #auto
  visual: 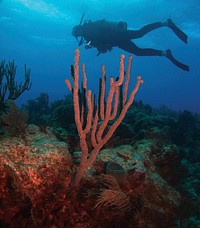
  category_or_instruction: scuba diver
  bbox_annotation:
[72,14,189,71]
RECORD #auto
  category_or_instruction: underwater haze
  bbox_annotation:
[0,0,200,113]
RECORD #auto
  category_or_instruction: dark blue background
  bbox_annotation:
[0,0,199,113]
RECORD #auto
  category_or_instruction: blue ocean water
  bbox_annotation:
[0,0,200,113]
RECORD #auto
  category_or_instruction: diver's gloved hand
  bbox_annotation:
[85,41,92,49]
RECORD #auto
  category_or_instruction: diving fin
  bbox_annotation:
[167,19,188,44]
[166,49,189,71]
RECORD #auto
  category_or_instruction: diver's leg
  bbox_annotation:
[118,40,163,56]
[118,41,189,71]
[127,22,165,39]
[127,19,188,43]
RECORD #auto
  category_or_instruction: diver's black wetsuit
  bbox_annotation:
[72,19,189,71]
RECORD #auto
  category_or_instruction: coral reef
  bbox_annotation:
[0,100,28,140]
[0,125,72,227]
[65,49,143,186]
[0,101,200,227]
[0,51,199,227]
[0,59,31,111]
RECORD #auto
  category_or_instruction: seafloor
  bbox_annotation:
[0,99,200,227]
